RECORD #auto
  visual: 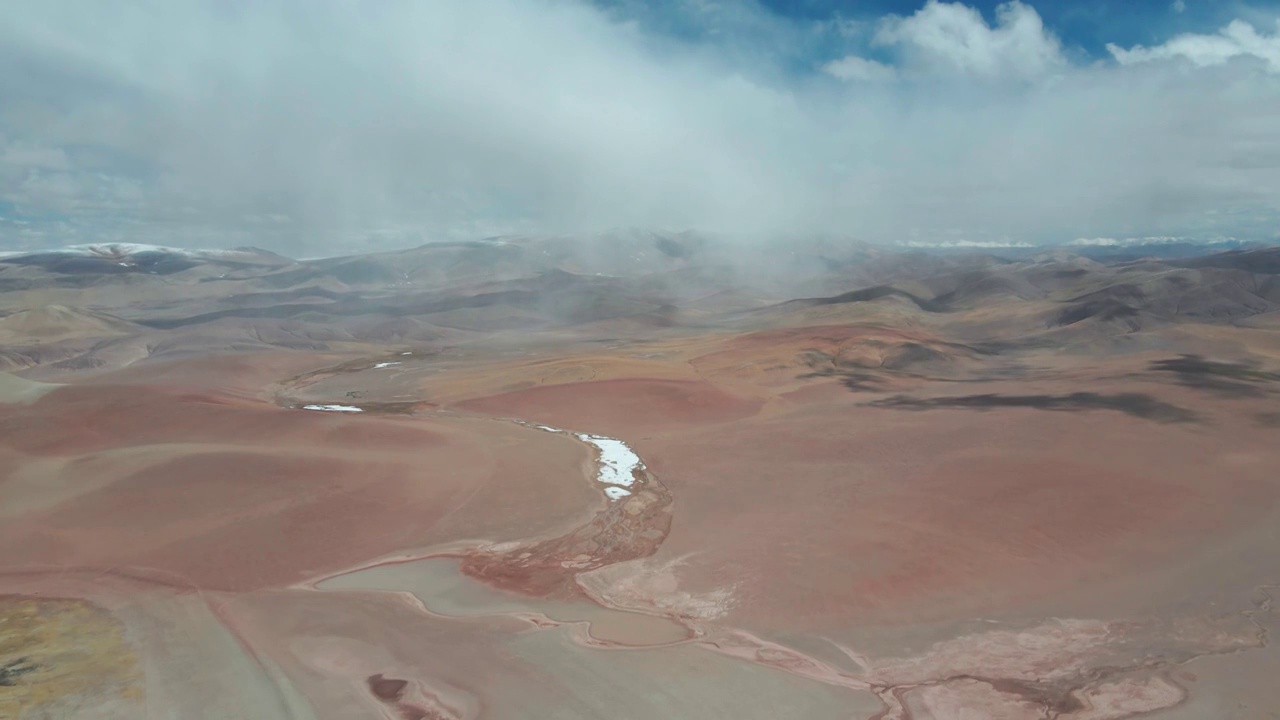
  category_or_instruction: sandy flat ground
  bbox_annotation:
[4,314,1280,718]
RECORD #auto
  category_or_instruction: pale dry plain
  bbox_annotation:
[3,238,1280,718]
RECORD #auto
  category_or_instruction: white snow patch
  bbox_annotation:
[302,404,363,413]
[519,422,646,500]
[373,362,401,369]
[575,433,643,487]
[1068,235,1238,247]
[400,351,412,355]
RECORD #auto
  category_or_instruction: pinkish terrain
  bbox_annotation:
[3,238,1280,718]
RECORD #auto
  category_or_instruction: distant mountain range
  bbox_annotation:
[1,230,1278,376]
[1,232,1270,271]
[888,236,1262,260]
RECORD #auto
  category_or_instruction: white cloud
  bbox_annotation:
[1069,235,1237,247]
[874,1,1066,80]
[813,14,865,39]
[1070,237,1173,247]
[0,143,70,172]
[1108,18,1280,72]
[898,239,1034,248]
[1172,0,1187,14]
[0,1,1278,253]
[821,56,896,82]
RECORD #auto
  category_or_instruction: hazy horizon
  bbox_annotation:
[1,228,1269,264]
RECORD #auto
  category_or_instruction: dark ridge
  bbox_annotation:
[881,343,951,369]
[1065,283,1147,305]
[968,337,1062,354]
[796,369,885,391]
[217,287,350,307]
[0,278,37,292]
[0,250,275,275]
[253,266,338,289]
[1149,354,1280,398]
[1171,247,1280,274]
[51,355,107,370]
[227,245,292,259]
[308,258,401,285]
[839,373,883,391]
[132,273,658,329]
[1,254,142,274]
[0,273,150,290]
[770,285,946,314]
[1054,299,1141,327]
[1072,240,1257,262]
[255,244,535,287]
[822,285,944,311]
[867,392,1199,423]
[653,235,690,259]
[927,271,1045,307]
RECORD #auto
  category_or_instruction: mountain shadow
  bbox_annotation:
[868,392,1198,423]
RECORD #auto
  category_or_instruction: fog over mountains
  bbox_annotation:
[2,232,1277,374]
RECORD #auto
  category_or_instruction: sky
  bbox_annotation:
[2,0,1280,254]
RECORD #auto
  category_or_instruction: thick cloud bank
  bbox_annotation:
[1,1,1278,253]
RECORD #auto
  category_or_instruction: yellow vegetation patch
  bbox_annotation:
[0,597,142,718]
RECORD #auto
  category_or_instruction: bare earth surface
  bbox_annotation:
[3,238,1280,718]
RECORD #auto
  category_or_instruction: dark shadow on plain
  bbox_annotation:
[0,657,38,686]
[1257,412,1280,428]
[868,392,1199,423]
[797,370,885,391]
[1149,354,1280,399]
[839,373,883,391]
